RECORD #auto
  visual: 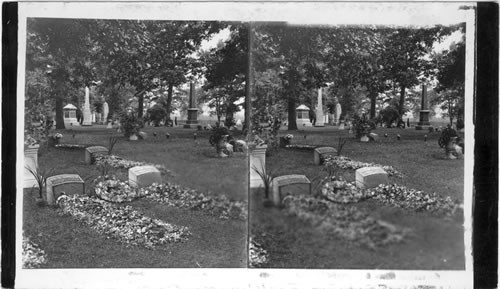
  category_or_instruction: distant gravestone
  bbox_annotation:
[138,131,147,140]
[313,147,337,165]
[46,174,84,205]
[355,167,388,189]
[272,174,311,206]
[129,165,161,188]
[85,146,108,164]
[368,132,379,141]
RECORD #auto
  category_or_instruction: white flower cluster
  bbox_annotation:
[323,155,403,177]
[249,237,269,267]
[94,175,146,203]
[321,179,369,204]
[282,195,408,249]
[22,236,47,268]
[57,194,191,249]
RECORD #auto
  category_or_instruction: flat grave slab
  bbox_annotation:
[129,165,161,188]
[314,147,337,165]
[46,174,84,205]
[85,146,108,164]
[355,167,388,189]
[272,174,311,206]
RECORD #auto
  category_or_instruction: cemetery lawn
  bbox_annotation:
[251,127,465,270]
[23,126,248,268]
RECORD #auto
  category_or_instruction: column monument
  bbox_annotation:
[416,84,432,130]
[82,86,92,126]
[315,87,325,127]
[184,82,199,128]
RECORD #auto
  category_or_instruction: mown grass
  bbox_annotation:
[23,126,248,268]
[251,126,465,269]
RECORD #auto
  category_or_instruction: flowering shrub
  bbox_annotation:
[57,194,190,249]
[323,155,403,178]
[249,236,269,268]
[22,236,47,268]
[93,175,147,203]
[140,183,247,220]
[367,184,462,216]
[282,195,408,249]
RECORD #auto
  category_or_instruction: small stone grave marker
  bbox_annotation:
[314,147,337,165]
[85,146,108,164]
[355,167,388,189]
[368,133,379,141]
[272,174,311,206]
[46,174,84,205]
[129,165,161,188]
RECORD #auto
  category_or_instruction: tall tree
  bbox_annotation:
[202,25,247,124]
[26,18,98,129]
[432,36,465,126]
[96,20,224,119]
[382,26,452,116]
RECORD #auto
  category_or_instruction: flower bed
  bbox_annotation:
[93,175,147,203]
[282,195,408,249]
[54,143,87,150]
[22,236,47,268]
[284,144,317,151]
[57,194,190,249]
[140,183,247,220]
[366,184,462,216]
[324,155,403,177]
[249,236,269,268]
[95,154,170,175]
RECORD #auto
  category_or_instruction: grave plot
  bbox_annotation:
[139,183,248,220]
[366,184,462,216]
[282,195,409,249]
[323,155,403,177]
[57,194,191,249]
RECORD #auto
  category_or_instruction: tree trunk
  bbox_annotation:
[287,97,298,131]
[398,85,406,117]
[165,83,173,126]
[369,92,377,119]
[138,93,144,118]
[55,98,65,129]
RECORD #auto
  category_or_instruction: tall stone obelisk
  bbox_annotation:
[416,84,432,130]
[184,82,199,128]
[315,87,325,127]
[82,86,92,126]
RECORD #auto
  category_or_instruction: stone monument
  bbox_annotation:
[335,102,342,125]
[82,86,92,126]
[315,88,325,127]
[416,84,432,130]
[184,82,199,128]
[102,101,109,124]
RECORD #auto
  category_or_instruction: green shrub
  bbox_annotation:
[379,106,401,128]
[120,112,144,137]
[147,105,167,127]
[352,114,376,138]
[438,125,459,148]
